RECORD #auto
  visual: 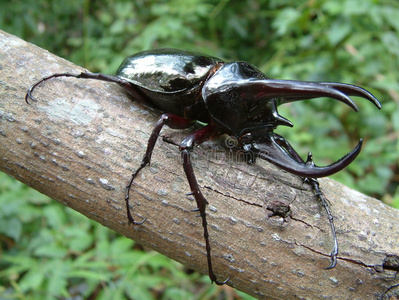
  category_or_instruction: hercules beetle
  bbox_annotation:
[26,48,381,285]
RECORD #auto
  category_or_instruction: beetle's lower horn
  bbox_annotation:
[253,135,363,178]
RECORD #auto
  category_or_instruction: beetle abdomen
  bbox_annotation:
[116,48,222,119]
[117,48,222,93]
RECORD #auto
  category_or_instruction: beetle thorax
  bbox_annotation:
[203,62,292,138]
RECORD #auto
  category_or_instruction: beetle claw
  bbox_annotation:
[213,277,230,285]
[325,254,338,270]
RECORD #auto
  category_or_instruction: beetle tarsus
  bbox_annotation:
[305,178,338,269]
[125,167,147,225]
[26,73,83,104]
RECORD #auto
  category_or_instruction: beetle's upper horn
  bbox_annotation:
[252,135,363,177]
[243,79,381,111]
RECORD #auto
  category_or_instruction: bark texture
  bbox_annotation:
[1,30,399,299]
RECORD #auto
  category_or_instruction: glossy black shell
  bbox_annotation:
[111,48,380,141]
[115,48,280,137]
[203,62,277,137]
[116,48,223,121]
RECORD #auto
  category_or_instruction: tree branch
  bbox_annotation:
[1,30,398,299]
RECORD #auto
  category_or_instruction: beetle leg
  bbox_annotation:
[273,134,338,269]
[26,72,149,105]
[125,113,194,225]
[180,125,229,285]
[306,178,338,269]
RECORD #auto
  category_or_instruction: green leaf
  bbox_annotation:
[43,205,67,229]
[393,108,399,131]
[0,217,22,241]
[67,270,109,281]
[272,8,300,36]
[19,267,45,292]
[46,261,70,298]
[381,32,399,57]
[33,243,68,258]
[328,19,351,46]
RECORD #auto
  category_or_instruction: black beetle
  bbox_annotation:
[26,48,381,285]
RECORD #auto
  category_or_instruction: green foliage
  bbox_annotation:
[1,0,398,298]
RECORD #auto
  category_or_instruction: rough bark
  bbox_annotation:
[1,30,398,299]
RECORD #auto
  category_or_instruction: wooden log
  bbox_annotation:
[1,30,398,299]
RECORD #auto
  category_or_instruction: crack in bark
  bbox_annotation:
[270,228,374,270]
[385,282,399,297]
[383,254,399,272]
[289,193,326,233]
[290,215,324,232]
[203,185,263,208]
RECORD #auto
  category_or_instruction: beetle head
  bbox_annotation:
[203,62,381,177]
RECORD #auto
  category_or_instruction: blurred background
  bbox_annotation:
[1,0,398,299]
